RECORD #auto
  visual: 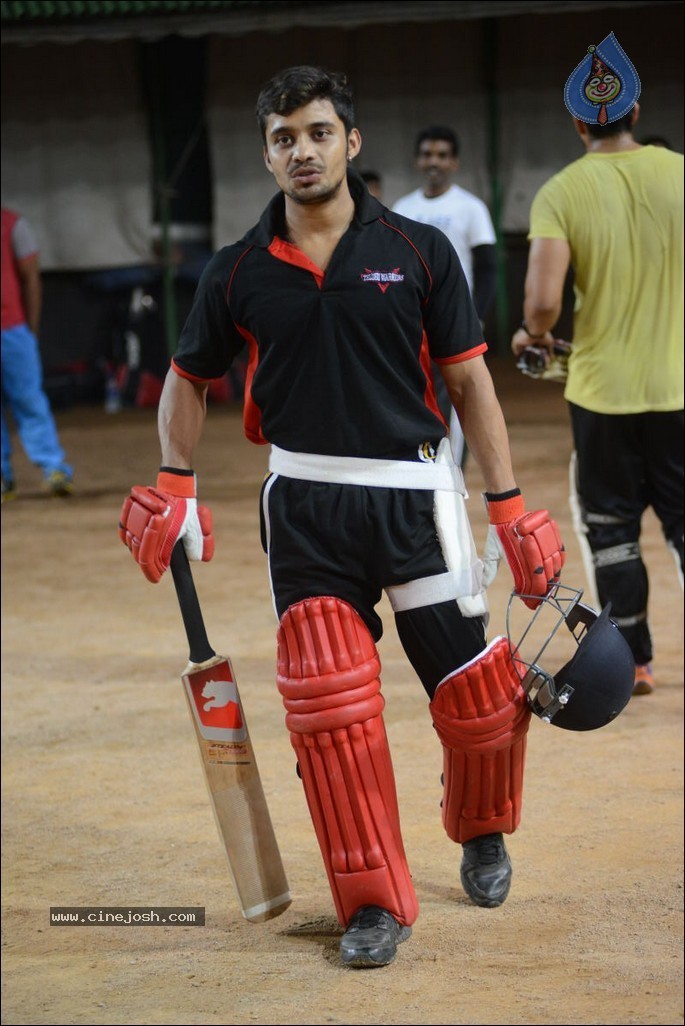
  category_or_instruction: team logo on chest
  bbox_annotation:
[360,268,405,293]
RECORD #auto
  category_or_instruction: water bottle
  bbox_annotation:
[104,373,122,413]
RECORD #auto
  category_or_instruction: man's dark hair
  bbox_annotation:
[586,109,636,139]
[256,66,355,141]
[415,125,460,158]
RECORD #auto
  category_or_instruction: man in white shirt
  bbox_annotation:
[394,127,497,463]
[394,126,496,303]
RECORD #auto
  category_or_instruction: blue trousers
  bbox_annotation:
[1,323,71,481]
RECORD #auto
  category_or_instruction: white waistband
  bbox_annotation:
[268,439,465,492]
[385,568,479,611]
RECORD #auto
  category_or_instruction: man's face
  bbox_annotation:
[263,98,361,205]
[416,139,459,197]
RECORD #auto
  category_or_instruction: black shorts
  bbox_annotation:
[260,474,487,696]
[261,475,448,633]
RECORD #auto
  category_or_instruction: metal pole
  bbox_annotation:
[148,50,177,358]
[484,18,509,354]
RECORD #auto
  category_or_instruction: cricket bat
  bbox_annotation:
[170,543,291,923]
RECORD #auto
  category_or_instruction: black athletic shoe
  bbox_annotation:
[460,832,512,908]
[339,905,412,968]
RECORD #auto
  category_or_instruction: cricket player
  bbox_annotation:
[120,66,565,968]
[512,35,684,697]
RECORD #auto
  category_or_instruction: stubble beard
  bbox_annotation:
[286,170,346,207]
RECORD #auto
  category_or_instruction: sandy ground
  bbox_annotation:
[1,359,683,1026]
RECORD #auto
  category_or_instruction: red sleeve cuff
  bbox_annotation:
[171,358,213,384]
[432,342,488,365]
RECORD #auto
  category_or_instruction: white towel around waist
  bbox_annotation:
[268,438,465,493]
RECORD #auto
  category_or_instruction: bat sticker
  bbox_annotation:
[183,662,248,743]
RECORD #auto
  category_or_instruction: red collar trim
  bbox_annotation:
[267,237,324,288]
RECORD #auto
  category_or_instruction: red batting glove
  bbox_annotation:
[118,469,214,583]
[482,489,565,609]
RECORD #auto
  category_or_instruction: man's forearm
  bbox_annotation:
[521,237,571,337]
[441,357,517,494]
[522,299,561,338]
[19,259,42,335]
[157,368,208,470]
[459,384,518,495]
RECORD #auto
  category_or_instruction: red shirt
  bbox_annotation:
[1,207,38,331]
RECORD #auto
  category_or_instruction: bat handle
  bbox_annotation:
[170,544,216,664]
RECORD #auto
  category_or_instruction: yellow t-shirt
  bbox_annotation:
[529,146,684,414]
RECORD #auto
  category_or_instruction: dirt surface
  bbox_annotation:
[2,359,683,1026]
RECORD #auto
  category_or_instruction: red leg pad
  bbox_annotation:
[429,636,531,843]
[277,596,419,927]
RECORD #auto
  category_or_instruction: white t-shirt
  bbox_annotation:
[392,184,496,292]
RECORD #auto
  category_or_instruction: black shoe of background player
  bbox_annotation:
[339,905,412,968]
[460,832,512,908]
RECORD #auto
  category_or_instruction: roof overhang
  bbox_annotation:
[1,0,657,46]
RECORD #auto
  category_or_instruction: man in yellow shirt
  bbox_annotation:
[512,99,683,696]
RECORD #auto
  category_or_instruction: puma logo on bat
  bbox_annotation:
[202,680,238,712]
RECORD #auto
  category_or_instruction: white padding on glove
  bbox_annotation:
[482,525,504,590]
[176,497,205,560]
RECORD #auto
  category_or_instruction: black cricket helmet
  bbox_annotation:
[506,584,634,731]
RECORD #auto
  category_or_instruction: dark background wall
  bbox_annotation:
[1,1,682,406]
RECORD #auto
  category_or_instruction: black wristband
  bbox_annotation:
[484,488,522,503]
[520,320,545,340]
[159,466,194,476]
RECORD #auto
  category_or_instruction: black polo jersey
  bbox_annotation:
[173,171,486,461]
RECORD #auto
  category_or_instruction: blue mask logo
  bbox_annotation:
[564,32,640,125]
